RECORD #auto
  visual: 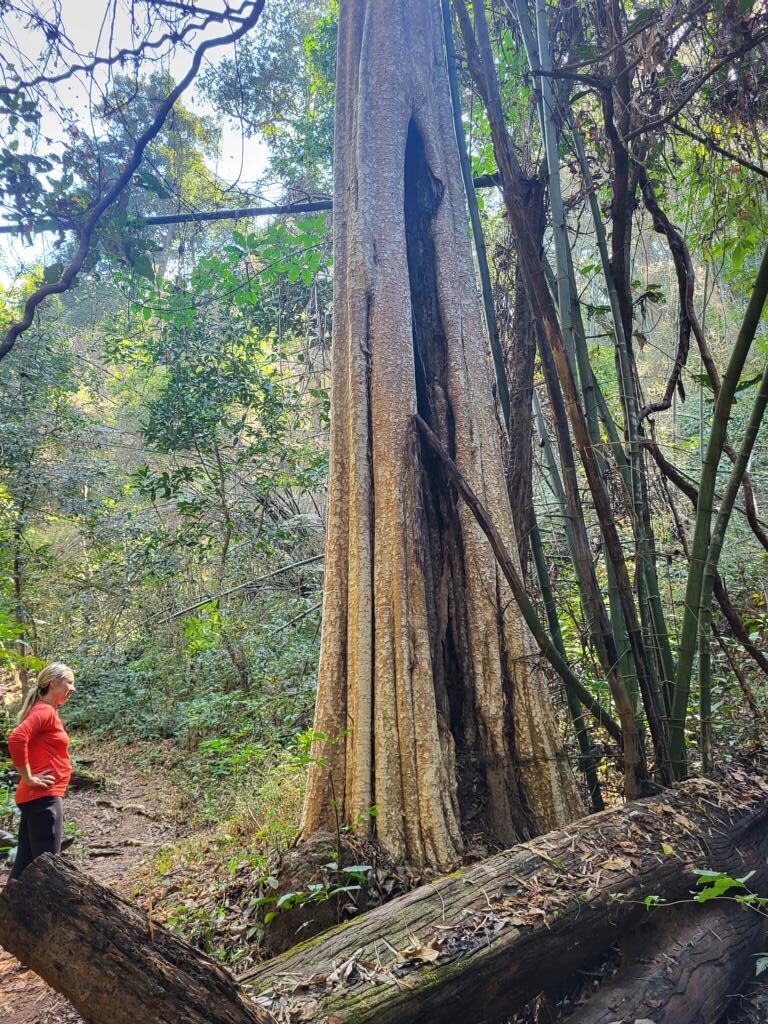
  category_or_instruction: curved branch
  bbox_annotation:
[414,414,623,746]
[672,120,768,181]
[0,0,265,363]
[0,0,254,96]
[638,169,768,553]
[637,171,692,422]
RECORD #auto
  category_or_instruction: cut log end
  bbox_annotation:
[0,855,272,1024]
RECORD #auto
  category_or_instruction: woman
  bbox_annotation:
[7,663,76,880]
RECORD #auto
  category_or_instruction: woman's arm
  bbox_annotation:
[8,709,56,787]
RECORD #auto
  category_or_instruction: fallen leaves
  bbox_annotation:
[397,939,442,964]
[601,855,632,872]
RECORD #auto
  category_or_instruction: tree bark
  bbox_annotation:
[301,0,580,869]
[567,903,765,1024]
[246,763,768,1024]
[0,855,272,1024]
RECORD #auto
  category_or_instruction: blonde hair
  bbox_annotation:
[18,662,74,722]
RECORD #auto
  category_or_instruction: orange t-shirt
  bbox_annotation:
[7,702,72,805]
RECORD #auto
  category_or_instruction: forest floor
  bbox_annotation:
[0,744,182,1024]
[1,744,767,1024]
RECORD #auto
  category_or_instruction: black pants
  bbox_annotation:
[9,796,63,881]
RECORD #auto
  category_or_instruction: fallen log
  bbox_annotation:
[240,763,768,1024]
[0,854,273,1024]
[568,903,766,1023]
[69,765,105,790]
[1,766,766,1024]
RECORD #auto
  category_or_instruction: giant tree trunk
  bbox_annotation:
[301,0,580,869]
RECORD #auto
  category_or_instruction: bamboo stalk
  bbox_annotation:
[530,514,605,810]
[512,0,669,769]
[440,0,511,434]
[698,360,768,771]
[520,38,643,729]
[454,0,664,792]
[670,242,768,775]
[568,120,675,719]
[441,0,602,806]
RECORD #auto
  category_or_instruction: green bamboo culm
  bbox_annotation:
[670,242,768,777]
[573,137,676,719]
[517,0,640,720]
[440,0,511,434]
[530,514,605,811]
[441,0,605,806]
[524,0,670,775]
[698,358,768,771]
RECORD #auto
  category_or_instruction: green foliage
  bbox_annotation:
[0,756,19,857]
[166,903,227,955]
[201,1,335,189]
[665,133,768,295]
[65,594,320,748]
[692,868,757,903]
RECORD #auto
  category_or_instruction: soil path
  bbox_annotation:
[0,747,180,1024]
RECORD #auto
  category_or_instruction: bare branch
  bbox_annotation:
[0,1,256,95]
[0,174,503,236]
[671,120,768,181]
[0,0,266,363]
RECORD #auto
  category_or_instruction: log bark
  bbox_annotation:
[0,854,272,1024]
[568,903,765,1023]
[242,764,768,1024]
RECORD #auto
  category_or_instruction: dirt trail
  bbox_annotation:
[0,748,180,1024]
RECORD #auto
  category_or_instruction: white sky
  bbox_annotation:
[1,0,271,276]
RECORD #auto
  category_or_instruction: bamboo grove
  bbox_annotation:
[444,0,768,801]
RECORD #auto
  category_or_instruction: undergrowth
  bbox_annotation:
[133,739,307,965]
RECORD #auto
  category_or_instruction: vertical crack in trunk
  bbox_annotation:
[404,119,507,837]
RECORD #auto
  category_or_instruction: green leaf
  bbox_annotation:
[132,254,155,281]
[690,373,715,392]
[625,7,660,33]
[693,870,748,902]
[276,890,300,909]
[735,374,763,393]
[644,894,665,908]
[137,170,169,199]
